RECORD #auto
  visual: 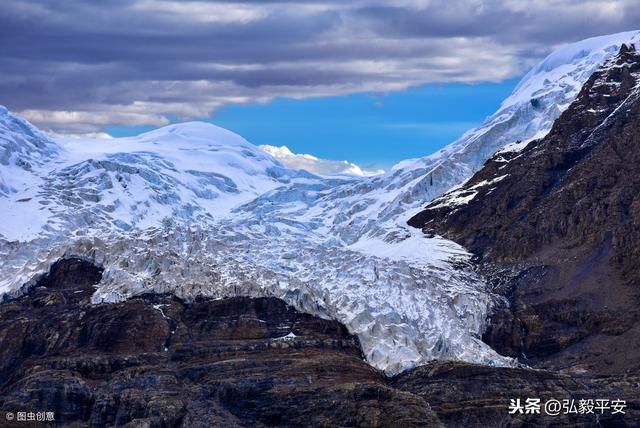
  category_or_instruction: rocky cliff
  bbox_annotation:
[409,44,640,377]
[1,258,638,427]
[0,258,437,427]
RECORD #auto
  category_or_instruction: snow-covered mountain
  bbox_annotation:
[0,106,62,237]
[260,144,384,177]
[1,30,639,375]
[0,119,317,242]
[243,30,640,249]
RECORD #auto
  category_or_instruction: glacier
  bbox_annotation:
[1,30,639,375]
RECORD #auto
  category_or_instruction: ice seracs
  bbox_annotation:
[1,30,639,375]
[0,106,64,240]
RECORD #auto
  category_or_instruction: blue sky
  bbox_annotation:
[106,77,520,170]
[8,1,638,171]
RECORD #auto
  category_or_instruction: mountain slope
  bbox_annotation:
[409,43,640,374]
[233,30,640,249]
[4,259,637,427]
[0,106,63,238]
[0,120,313,242]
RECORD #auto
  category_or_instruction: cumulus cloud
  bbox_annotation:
[260,145,384,176]
[0,0,638,132]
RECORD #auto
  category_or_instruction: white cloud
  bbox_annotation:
[19,109,170,133]
[260,145,384,176]
[44,130,114,140]
[131,1,269,24]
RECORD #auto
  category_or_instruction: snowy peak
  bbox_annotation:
[505,31,640,110]
[411,42,640,236]
[577,42,640,109]
[133,121,255,149]
[0,105,61,195]
[534,42,640,152]
[276,30,640,251]
[0,119,312,241]
[410,41,640,230]
[0,105,60,162]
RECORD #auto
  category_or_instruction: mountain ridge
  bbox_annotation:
[409,43,640,375]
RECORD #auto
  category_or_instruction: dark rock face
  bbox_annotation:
[1,258,639,426]
[0,258,438,427]
[392,361,640,428]
[409,45,640,375]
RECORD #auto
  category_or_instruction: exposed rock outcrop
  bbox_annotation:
[392,361,639,427]
[0,258,438,427]
[1,258,639,427]
[409,45,640,375]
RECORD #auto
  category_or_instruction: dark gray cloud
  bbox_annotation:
[0,0,638,133]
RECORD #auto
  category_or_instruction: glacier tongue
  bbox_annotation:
[2,30,640,375]
[1,224,511,375]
